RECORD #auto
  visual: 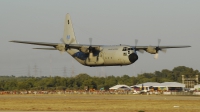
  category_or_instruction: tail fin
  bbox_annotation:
[62,13,77,44]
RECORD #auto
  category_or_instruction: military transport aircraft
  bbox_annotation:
[10,14,190,67]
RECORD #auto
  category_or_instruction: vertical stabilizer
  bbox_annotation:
[63,14,77,44]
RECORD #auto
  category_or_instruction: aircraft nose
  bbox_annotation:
[128,53,138,63]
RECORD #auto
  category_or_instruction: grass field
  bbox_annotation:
[0,94,200,112]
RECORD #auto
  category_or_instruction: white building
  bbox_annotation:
[109,85,131,91]
[132,82,185,91]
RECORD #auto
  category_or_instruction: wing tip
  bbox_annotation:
[9,40,19,43]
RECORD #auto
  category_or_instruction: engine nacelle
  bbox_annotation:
[79,47,89,53]
[146,46,157,54]
[56,44,65,51]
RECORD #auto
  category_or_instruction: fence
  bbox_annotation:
[1,90,200,95]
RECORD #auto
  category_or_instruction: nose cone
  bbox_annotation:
[128,53,138,63]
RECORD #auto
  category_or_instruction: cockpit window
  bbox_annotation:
[122,47,127,51]
[123,47,133,51]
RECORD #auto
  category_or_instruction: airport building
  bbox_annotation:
[109,82,185,92]
[109,85,131,91]
[182,75,199,88]
[131,82,185,92]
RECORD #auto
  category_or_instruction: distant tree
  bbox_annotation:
[105,75,117,87]
[18,81,33,91]
[1,66,199,91]
[82,79,97,89]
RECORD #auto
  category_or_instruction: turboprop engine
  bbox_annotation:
[145,39,167,59]
[146,46,157,54]
[56,44,65,53]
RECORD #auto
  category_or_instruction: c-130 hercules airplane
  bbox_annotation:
[10,14,190,67]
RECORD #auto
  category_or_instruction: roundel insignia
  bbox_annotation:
[66,35,70,40]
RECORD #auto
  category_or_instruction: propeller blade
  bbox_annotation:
[60,50,65,54]
[135,39,138,47]
[138,50,144,53]
[60,38,65,43]
[161,49,167,53]
[158,39,161,46]
[154,53,159,59]
[89,38,92,46]
[88,38,94,60]
[133,39,144,54]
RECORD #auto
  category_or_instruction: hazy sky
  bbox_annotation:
[0,0,200,77]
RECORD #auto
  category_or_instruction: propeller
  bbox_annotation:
[59,38,73,54]
[88,38,93,53]
[65,44,70,50]
[54,44,66,54]
[57,38,67,54]
[134,39,144,54]
[135,39,138,47]
[60,38,65,44]
[154,39,167,59]
[88,38,94,60]
[89,38,92,46]
[58,38,70,54]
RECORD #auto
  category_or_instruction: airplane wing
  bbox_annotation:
[33,48,57,50]
[10,40,191,53]
[135,46,191,49]
[132,45,191,55]
[10,40,102,52]
[10,40,59,47]
[67,44,101,49]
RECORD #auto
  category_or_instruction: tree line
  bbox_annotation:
[0,66,199,91]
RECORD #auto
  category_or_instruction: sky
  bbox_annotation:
[0,0,200,77]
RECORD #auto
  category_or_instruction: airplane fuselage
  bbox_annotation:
[68,45,138,66]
